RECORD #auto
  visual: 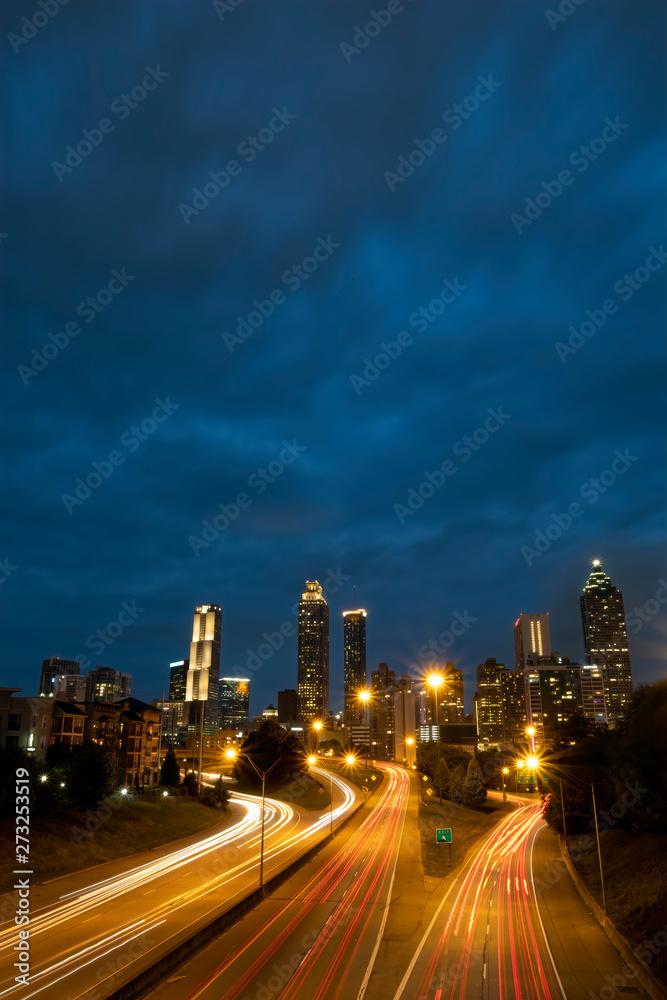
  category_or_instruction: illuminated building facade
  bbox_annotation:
[169,659,189,701]
[579,561,632,720]
[343,610,367,724]
[219,677,250,729]
[500,669,527,742]
[39,656,80,698]
[580,664,608,723]
[85,666,132,704]
[297,581,329,722]
[514,614,552,671]
[185,604,221,733]
[475,658,506,742]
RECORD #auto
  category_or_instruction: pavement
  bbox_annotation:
[0,771,358,1000]
[144,763,411,1000]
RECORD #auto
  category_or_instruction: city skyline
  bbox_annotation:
[20,558,652,718]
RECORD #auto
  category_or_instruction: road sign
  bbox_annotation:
[436,828,452,843]
[426,788,433,796]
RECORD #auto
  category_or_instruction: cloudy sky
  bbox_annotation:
[1,0,664,713]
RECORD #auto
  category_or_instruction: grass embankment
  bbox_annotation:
[316,759,384,794]
[419,795,515,877]
[566,829,667,982]
[232,773,332,810]
[0,797,227,895]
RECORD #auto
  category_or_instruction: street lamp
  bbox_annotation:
[502,766,509,802]
[309,754,353,837]
[312,720,322,753]
[526,726,536,754]
[225,749,280,890]
[357,691,371,769]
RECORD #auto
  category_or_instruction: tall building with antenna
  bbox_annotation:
[297,581,329,722]
[580,560,632,721]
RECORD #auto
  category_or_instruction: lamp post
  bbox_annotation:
[526,726,536,755]
[357,690,371,769]
[312,720,322,753]
[427,673,444,801]
[225,749,280,890]
[405,736,415,769]
[502,766,508,803]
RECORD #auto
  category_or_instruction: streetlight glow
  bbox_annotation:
[225,749,237,760]
[40,775,48,783]
[526,755,539,769]
[307,755,317,765]
[526,726,535,736]
[357,690,371,703]
[345,754,356,765]
[426,673,444,689]
[313,721,323,731]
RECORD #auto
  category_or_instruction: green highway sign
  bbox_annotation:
[436,828,452,844]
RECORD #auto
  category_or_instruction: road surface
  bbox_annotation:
[0,772,358,1000]
[146,762,411,1000]
[390,795,648,1000]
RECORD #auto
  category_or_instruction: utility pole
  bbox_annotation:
[591,782,606,914]
[560,778,567,843]
[156,689,164,785]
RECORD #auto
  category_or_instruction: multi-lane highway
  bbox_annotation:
[147,762,411,1000]
[0,773,358,1000]
[390,795,648,1000]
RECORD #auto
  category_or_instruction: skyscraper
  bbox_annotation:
[39,657,80,698]
[185,604,221,733]
[525,659,583,744]
[579,560,632,720]
[514,613,552,670]
[297,581,329,722]
[439,662,465,723]
[500,669,527,742]
[343,609,367,724]
[219,677,250,729]
[169,660,189,701]
[475,658,506,742]
[85,666,132,703]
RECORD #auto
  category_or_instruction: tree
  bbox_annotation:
[160,747,180,787]
[448,764,466,804]
[182,772,198,796]
[464,758,487,809]
[65,743,117,812]
[434,758,450,801]
[233,720,306,788]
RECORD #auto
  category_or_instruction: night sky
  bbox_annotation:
[2,1,664,714]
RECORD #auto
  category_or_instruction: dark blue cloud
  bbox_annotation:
[1,0,664,711]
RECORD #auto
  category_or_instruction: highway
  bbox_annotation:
[146,762,411,1000]
[0,772,358,1000]
[390,794,648,1000]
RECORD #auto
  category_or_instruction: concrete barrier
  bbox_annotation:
[558,835,667,1000]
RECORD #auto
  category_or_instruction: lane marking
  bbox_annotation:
[356,767,410,1000]
[528,822,568,1000]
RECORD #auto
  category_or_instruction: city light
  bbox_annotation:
[40,775,48,783]
[502,767,509,775]
[357,690,371,703]
[406,737,414,746]
[162,791,168,797]
[526,755,540,769]
[426,673,444,689]
[526,726,535,736]
[225,749,237,760]
[312,721,323,731]
[345,754,356,765]
[307,755,317,765]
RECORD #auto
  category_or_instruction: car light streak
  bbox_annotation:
[0,775,357,1000]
